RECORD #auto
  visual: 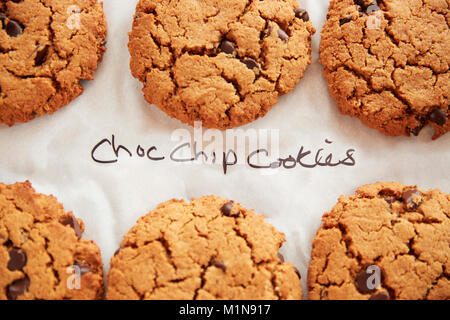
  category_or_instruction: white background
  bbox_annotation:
[0,0,448,297]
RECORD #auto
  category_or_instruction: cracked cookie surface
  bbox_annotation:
[308,182,450,300]
[0,181,104,300]
[107,196,302,300]
[128,0,315,129]
[320,0,449,139]
[0,0,107,126]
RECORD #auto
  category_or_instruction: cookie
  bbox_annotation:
[0,181,104,300]
[320,0,449,140]
[0,0,107,126]
[128,0,315,129]
[107,196,302,300]
[308,182,450,300]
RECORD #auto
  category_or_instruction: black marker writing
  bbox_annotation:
[91,135,164,164]
[91,135,357,174]
[247,142,356,170]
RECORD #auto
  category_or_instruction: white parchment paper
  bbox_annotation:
[0,0,449,297]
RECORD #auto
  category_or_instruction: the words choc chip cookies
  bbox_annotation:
[128,0,315,129]
[0,181,104,300]
[308,182,450,300]
[0,0,107,126]
[320,0,449,139]
[107,196,302,300]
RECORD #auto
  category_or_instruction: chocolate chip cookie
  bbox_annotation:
[107,196,302,300]
[320,0,449,139]
[0,181,104,300]
[128,0,315,129]
[308,182,450,300]
[0,0,107,126]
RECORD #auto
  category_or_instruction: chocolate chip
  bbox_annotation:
[211,260,226,272]
[220,201,235,217]
[356,270,377,294]
[220,40,235,55]
[382,196,396,205]
[242,58,259,71]
[74,262,92,275]
[277,28,289,41]
[410,119,425,136]
[294,267,301,280]
[7,276,30,300]
[429,108,447,126]
[6,20,22,37]
[402,189,423,211]
[34,45,49,66]
[378,190,398,205]
[369,291,390,300]
[294,8,309,22]
[277,252,285,262]
[61,215,82,239]
[339,17,353,26]
[114,246,125,256]
[7,248,27,271]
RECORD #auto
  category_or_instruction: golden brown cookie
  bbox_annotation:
[308,182,450,300]
[128,0,315,129]
[320,0,449,140]
[0,0,107,126]
[0,181,104,300]
[107,196,302,300]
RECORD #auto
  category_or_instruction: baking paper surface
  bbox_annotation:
[0,0,449,297]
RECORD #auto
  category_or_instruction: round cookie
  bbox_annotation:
[0,181,104,300]
[107,196,302,300]
[308,182,450,300]
[0,0,107,126]
[128,0,315,129]
[320,0,449,140]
